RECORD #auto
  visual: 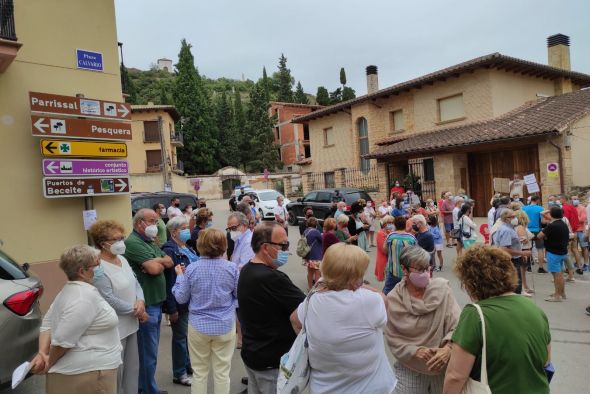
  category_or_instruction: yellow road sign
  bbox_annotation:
[40,139,127,158]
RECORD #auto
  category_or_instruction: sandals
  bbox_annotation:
[544,296,563,302]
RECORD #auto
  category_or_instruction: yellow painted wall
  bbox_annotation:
[305,112,354,172]
[128,110,178,174]
[0,1,131,267]
[489,69,555,116]
[570,115,590,187]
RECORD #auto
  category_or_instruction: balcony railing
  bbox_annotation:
[170,131,184,147]
[146,163,162,173]
[0,0,17,41]
[173,160,184,174]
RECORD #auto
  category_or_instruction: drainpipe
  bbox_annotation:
[548,135,565,194]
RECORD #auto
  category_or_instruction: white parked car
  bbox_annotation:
[245,189,290,221]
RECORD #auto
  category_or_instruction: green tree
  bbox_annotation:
[245,81,280,172]
[276,53,294,102]
[316,86,330,106]
[329,87,342,104]
[120,63,137,104]
[294,81,308,104]
[342,86,356,101]
[173,39,218,174]
[262,66,270,102]
[233,88,247,166]
[340,67,347,87]
[215,91,240,167]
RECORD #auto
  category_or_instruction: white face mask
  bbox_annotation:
[510,218,519,227]
[109,240,126,255]
[144,224,158,239]
[230,230,242,242]
[160,208,166,216]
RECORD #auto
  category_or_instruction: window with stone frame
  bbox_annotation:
[438,94,464,122]
[358,117,370,172]
[323,127,334,146]
[390,109,404,132]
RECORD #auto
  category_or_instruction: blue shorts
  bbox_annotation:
[444,223,453,232]
[576,231,589,248]
[546,252,568,273]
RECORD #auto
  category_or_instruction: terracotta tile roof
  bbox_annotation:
[365,88,590,159]
[131,104,181,122]
[375,135,408,146]
[292,53,590,123]
[295,157,312,165]
[270,101,324,109]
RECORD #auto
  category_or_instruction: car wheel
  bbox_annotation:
[288,210,298,225]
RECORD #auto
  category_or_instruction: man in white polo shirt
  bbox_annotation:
[274,195,289,235]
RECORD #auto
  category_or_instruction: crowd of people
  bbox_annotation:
[27,186,588,394]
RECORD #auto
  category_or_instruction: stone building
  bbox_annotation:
[156,57,173,72]
[293,34,590,216]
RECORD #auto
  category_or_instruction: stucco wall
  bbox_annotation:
[489,69,555,116]
[128,110,177,173]
[306,112,354,172]
[570,115,590,187]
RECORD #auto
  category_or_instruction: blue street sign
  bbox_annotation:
[76,49,103,72]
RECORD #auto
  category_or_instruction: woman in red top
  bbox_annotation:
[322,218,340,255]
[375,215,395,281]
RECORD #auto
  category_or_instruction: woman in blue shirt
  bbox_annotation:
[162,216,198,386]
[172,228,239,394]
[304,216,323,290]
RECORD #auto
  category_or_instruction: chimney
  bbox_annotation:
[366,65,379,95]
[547,34,571,70]
[547,34,573,95]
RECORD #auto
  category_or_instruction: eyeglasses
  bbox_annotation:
[226,225,240,232]
[142,219,158,226]
[407,265,428,273]
[265,241,290,251]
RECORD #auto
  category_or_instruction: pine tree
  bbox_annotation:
[294,81,308,104]
[262,67,270,102]
[342,86,356,101]
[233,89,248,166]
[329,88,342,104]
[173,39,218,174]
[245,81,280,172]
[120,63,137,104]
[276,53,294,102]
[340,67,347,87]
[215,91,240,167]
[316,86,330,106]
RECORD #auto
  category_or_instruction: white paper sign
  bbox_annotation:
[527,182,540,193]
[523,174,537,185]
[12,361,32,389]
[83,209,97,230]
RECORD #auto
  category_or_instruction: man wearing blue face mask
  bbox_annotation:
[162,216,198,387]
[237,222,305,394]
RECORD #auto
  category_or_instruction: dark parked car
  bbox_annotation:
[131,192,199,222]
[0,249,43,388]
[287,188,373,225]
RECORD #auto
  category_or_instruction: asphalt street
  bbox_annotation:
[6,198,589,394]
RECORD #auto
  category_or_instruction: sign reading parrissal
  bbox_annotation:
[30,92,131,120]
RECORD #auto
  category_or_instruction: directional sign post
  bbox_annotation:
[43,177,130,198]
[42,159,128,176]
[30,92,131,120]
[31,116,132,141]
[40,139,127,158]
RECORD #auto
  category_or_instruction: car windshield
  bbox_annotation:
[0,250,27,280]
[258,191,281,201]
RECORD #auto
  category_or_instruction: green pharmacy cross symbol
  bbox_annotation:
[59,143,71,153]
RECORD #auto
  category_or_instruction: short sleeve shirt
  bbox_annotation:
[522,205,544,233]
[273,204,287,223]
[124,231,167,306]
[452,296,550,394]
[492,223,521,253]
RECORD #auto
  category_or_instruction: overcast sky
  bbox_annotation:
[115,0,590,96]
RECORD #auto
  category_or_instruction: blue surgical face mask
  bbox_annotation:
[274,250,290,267]
[386,224,394,231]
[572,200,579,207]
[93,263,105,279]
[179,229,191,242]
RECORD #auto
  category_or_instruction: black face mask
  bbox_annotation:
[412,224,420,232]
[174,202,180,207]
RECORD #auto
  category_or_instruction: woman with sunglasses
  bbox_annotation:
[89,220,148,394]
[386,245,460,394]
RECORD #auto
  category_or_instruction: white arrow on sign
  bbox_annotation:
[34,118,49,133]
[46,161,58,174]
[115,178,127,192]
[117,105,130,118]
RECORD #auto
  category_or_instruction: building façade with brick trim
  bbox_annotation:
[292,34,590,216]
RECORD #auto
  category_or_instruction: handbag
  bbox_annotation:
[461,303,492,394]
[277,289,316,394]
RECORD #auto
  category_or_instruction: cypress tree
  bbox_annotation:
[262,66,270,102]
[173,39,218,174]
[233,89,248,167]
[276,53,294,102]
[340,67,347,87]
[120,63,137,104]
[294,81,308,104]
[215,91,240,167]
[245,81,280,172]
[316,86,330,106]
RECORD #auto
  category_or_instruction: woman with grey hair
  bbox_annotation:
[30,245,122,394]
[162,215,197,386]
[385,245,460,394]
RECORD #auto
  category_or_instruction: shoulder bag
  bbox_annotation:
[277,289,316,394]
[462,303,492,394]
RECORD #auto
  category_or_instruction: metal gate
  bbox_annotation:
[387,159,436,202]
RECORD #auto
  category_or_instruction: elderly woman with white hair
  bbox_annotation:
[335,213,358,244]
[386,245,461,394]
[291,243,396,393]
[162,216,198,386]
[30,245,122,394]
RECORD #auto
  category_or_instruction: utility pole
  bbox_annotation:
[158,116,169,190]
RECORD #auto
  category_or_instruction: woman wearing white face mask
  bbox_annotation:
[89,220,148,394]
[162,216,198,386]
[386,245,461,394]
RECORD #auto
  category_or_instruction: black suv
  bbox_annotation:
[287,188,373,225]
[131,192,199,221]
